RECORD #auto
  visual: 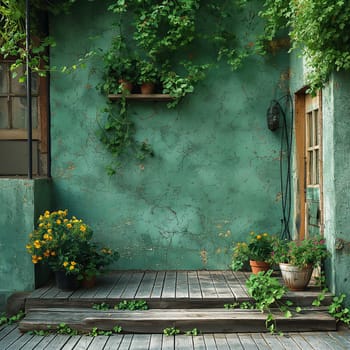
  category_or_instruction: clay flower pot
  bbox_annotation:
[249,260,270,274]
[279,263,313,291]
[140,82,155,94]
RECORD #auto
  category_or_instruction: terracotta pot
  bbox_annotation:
[118,79,133,93]
[279,263,313,291]
[140,82,155,94]
[81,275,97,289]
[55,271,80,291]
[249,260,270,274]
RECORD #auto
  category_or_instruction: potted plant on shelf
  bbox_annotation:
[271,235,330,291]
[231,232,274,274]
[136,59,159,94]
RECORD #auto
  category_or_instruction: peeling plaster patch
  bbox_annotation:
[218,230,232,238]
[200,250,207,265]
[275,192,282,202]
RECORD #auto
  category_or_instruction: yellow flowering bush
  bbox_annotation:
[26,209,93,276]
[231,232,274,271]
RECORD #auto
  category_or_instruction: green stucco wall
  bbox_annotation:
[49,2,289,270]
[0,178,52,311]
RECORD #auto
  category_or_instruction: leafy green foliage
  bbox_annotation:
[92,302,110,311]
[328,294,350,325]
[0,310,25,326]
[245,270,301,334]
[56,322,78,335]
[163,326,180,336]
[259,0,350,93]
[185,328,200,336]
[115,300,149,311]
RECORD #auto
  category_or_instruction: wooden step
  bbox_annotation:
[19,307,336,334]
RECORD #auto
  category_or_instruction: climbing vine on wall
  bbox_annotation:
[259,0,350,93]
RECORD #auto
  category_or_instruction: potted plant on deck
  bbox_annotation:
[79,242,120,288]
[26,210,119,290]
[271,235,330,291]
[231,232,274,274]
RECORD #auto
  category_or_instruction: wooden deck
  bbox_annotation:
[2,325,350,349]
[3,270,343,348]
[24,270,332,309]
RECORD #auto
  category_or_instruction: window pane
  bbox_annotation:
[307,112,313,147]
[0,98,9,128]
[316,149,319,184]
[314,109,319,146]
[308,151,313,185]
[11,68,39,94]
[0,63,9,94]
[12,97,38,129]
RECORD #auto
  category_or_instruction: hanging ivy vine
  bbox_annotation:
[259,0,350,93]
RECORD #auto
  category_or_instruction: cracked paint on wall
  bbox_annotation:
[48,2,289,269]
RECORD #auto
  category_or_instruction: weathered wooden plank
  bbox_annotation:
[224,271,249,300]
[6,332,34,350]
[108,272,132,298]
[118,334,133,350]
[151,271,165,298]
[260,334,285,350]
[174,334,193,349]
[136,272,157,299]
[303,333,345,350]
[86,335,109,349]
[21,333,57,350]
[162,334,175,350]
[0,326,25,348]
[188,271,202,299]
[148,334,163,350]
[28,284,54,299]
[285,333,314,350]
[210,271,234,298]
[176,271,189,299]
[197,271,217,299]
[39,285,62,299]
[203,334,218,349]
[329,332,350,348]
[80,274,115,299]
[67,335,93,350]
[214,333,230,349]
[273,334,301,350]
[129,334,151,350]
[60,336,81,350]
[37,334,71,349]
[237,334,259,350]
[225,333,244,349]
[102,334,124,350]
[249,334,271,350]
[0,324,17,341]
[192,335,206,350]
[121,272,145,299]
[161,271,176,299]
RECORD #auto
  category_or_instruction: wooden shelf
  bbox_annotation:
[108,94,174,101]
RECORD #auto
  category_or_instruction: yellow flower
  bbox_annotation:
[69,265,75,271]
[80,225,86,232]
[34,240,41,249]
[63,219,68,223]
[71,261,77,266]
[26,244,32,250]
[66,223,72,229]
[44,210,50,216]
[256,235,262,240]
[51,251,56,256]
[39,223,44,228]
[38,256,43,261]
[44,250,50,257]
[56,219,62,225]
[48,228,53,234]
[32,255,39,264]
[43,233,49,240]
[47,223,51,228]
[263,233,268,237]
[39,215,44,221]
[63,261,69,267]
